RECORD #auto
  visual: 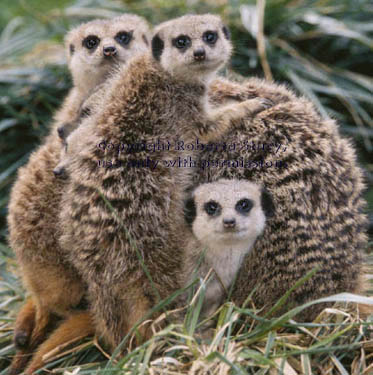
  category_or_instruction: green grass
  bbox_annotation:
[1,254,373,374]
[0,0,372,373]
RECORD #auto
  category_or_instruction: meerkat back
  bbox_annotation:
[191,77,368,321]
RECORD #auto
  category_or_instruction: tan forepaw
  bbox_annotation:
[240,97,274,116]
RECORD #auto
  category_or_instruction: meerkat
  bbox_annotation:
[57,14,271,351]
[56,14,151,139]
[52,79,115,179]
[180,179,274,322]
[189,76,368,321]
[7,14,151,375]
[56,80,108,143]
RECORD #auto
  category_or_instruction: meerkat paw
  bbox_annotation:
[13,298,36,350]
[239,97,274,117]
[14,330,30,350]
[200,97,274,142]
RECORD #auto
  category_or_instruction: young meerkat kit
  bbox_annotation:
[7,14,151,375]
[58,14,271,351]
[181,179,274,321]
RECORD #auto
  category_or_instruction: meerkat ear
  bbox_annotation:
[79,106,92,118]
[261,188,275,218]
[222,25,231,40]
[183,194,196,226]
[57,122,77,141]
[142,34,149,46]
[69,44,75,55]
[151,33,164,61]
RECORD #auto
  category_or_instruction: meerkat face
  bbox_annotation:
[151,14,232,82]
[66,14,150,94]
[184,179,274,246]
[53,125,84,179]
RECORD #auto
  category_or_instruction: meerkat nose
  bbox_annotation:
[53,166,67,179]
[193,48,206,61]
[103,46,117,57]
[223,218,236,228]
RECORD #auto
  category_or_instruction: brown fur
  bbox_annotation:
[58,55,187,345]
[58,14,270,350]
[23,312,94,375]
[188,76,369,321]
[7,15,151,373]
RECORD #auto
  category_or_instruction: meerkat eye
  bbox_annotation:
[115,31,133,46]
[203,31,218,45]
[204,200,221,216]
[173,35,191,49]
[236,199,253,214]
[83,35,100,50]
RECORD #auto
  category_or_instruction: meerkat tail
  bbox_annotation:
[23,312,94,375]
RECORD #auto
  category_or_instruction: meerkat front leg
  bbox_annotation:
[200,97,273,143]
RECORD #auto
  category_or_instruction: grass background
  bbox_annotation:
[0,0,372,373]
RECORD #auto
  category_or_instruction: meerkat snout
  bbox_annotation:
[223,217,236,229]
[193,48,206,61]
[103,45,117,57]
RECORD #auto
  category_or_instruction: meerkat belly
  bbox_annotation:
[201,242,251,315]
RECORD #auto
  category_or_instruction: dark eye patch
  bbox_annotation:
[222,26,231,40]
[172,35,191,50]
[203,31,218,45]
[152,34,164,61]
[204,200,221,216]
[261,188,275,218]
[82,35,100,50]
[235,199,253,214]
[184,196,196,226]
[69,44,75,55]
[115,31,133,46]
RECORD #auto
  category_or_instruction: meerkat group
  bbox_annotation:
[57,14,271,351]
[7,11,369,375]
